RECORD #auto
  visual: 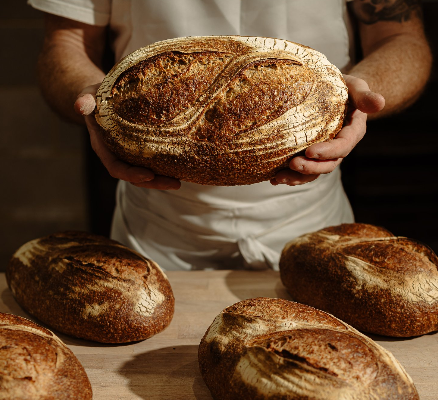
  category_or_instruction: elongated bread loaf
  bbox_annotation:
[96,35,348,186]
[198,297,418,400]
[6,231,175,343]
[0,312,92,399]
[279,223,438,337]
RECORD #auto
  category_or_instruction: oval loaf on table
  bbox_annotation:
[0,312,92,399]
[6,231,175,343]
[95,35,348,186]
[198,297,418,400]
[279,223,438,337]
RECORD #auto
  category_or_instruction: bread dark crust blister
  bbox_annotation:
[96,35,348,186]
[0,312,93,399]
[6,231,175,343]
[198,297,419,400]
[279,223,438,337]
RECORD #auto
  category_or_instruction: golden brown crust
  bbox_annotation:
[6,231,175,343]
[279,223,438,337]
[0,312,92,399]
[96,35,348,186]
[198,297,418,400]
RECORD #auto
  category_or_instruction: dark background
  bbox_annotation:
[1,0,437,271]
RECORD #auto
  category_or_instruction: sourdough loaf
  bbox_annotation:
[198,297,418,400]
[0,312,92,399]
[279,223,438,337]
[95,35,348,186]
[6,231,175,343]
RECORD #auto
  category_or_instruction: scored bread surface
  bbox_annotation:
[279,223,438,337]
[6,231,175,343]
[96,36,348,185]
[0,312,92,399]
[198,297,418,400]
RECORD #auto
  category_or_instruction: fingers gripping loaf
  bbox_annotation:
[0,312,92,399]
[6,231,175,343]
[95,35,348,186]
[279,223,438,337]
[198,297,418,400]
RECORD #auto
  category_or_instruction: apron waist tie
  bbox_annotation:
[235,177,342,271]
[237,235,280,271]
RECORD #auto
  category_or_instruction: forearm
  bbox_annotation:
[38,44,105,124]
[37,15,107,125]
[347,32,432,119]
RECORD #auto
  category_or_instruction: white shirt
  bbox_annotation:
[29,0,354,68]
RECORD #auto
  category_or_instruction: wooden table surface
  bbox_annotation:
[1,270,437,399]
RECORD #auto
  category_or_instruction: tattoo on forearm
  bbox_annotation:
[352,0,422,24]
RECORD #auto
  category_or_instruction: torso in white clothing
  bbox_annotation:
[29,0,355,270]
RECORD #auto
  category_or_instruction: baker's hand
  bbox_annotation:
[74,84,181,190]
[271,75,385,186]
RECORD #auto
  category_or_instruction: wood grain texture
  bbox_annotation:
[96,36,348,186]
[0,271,437,399]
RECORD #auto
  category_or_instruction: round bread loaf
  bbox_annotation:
[95,35,348,186]
[6,231,175,343]
[279,223,438,337]
[0,312,92,399]
[198,297,418,400]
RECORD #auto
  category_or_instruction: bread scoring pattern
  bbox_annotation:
[96,36,348,185]
[198,297,418,400]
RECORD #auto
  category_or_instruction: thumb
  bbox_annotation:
[74,83,101,116]
[353,91,386,114]
[344,74,385,114]
[74,93,96,116]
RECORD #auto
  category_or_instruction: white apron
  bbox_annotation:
[112,168,353,270]
[29,0,355,270]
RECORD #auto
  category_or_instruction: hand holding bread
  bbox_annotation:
[75,83,182,190]
[272,74,385,186]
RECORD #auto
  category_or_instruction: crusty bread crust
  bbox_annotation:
[198,297,418,400]
[96,36,348,186]
[0,312,92,399]
[6,231,175,343]
[279,223,438,337]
